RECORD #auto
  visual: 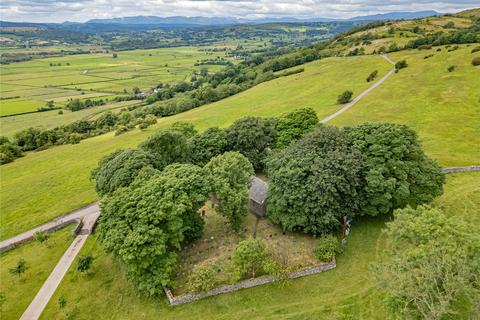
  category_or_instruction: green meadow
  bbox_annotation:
[39,172,479,319]
[0,100,141,138]
[0,226,74,319]
[0,54,392,239]
[0,46,228,116]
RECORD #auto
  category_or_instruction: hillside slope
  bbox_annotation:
[0,55,391,239]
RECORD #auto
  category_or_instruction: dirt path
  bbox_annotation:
[19,211,100,320]
[0,203,99,252]
[320,54,396,123]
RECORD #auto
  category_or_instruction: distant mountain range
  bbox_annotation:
[86,11,441,25]
[1,11,441,29]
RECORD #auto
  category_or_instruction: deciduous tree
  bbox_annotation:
[267,126,364,235]
[377,206,480,319]
[344,123,444,216]
[204,152,254,231]
[98,164,209,295]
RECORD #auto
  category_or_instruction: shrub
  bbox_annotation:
[447,65,455,72]
[366,70,378,82]
[77,254,94,273]
[115,125,129,136]
[233,237,272,279]
[471,47,480,53]
[395,60,408,70]
[33,231,50,243]
[187,263,217,293]
[337,90,353,104]
[9,258,29,277]
[315,235,339,262]
[68,133,82,144]
[472,57,480,66]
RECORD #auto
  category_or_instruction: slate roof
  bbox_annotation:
[249,176,269,205]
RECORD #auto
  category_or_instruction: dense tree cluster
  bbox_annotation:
[91,148,158,196]
[99,163,210,295]
[0,136,23,164]
[267,123,445,235]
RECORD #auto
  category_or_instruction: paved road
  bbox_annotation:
[320,54,396,123]
[20,211,100,320]
[0,202,99,252]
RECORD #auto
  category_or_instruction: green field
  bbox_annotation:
[38,172,479,319]
[0,54,392,239]
[0,100,141,138]
[0,46,228,116]
[0,226,74,319]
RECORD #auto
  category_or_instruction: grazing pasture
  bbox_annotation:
[0,46,228,116]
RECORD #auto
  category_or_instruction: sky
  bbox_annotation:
[0,0,478,23]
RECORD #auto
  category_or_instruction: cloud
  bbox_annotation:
[0,0,478,22]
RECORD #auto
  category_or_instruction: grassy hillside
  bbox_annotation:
[0,54,392,239]
[331,45,480,165]
[329,9,478,56]
[0,226,74,319]
[39,172,480,319]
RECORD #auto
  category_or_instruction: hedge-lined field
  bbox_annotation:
[0,46,227,116]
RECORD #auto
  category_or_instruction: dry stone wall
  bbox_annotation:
[164,260,336,306]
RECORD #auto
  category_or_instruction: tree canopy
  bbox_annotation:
[267,126,364,235]
[204,151,254,231]
[98,163,210,295]
[91,148,157,196]
[275,107,319,148]
[226,116,277,170]
[189,127,228,166]
[344,123,445,216]
[377,206,480,319]
[139,129,190,169]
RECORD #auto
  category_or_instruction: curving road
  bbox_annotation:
[0,202,99,253]
[320,54,396,123]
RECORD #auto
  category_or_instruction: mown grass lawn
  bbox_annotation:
[39,172,479,319]
[0,226,74,319]
[0,54,391,240]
